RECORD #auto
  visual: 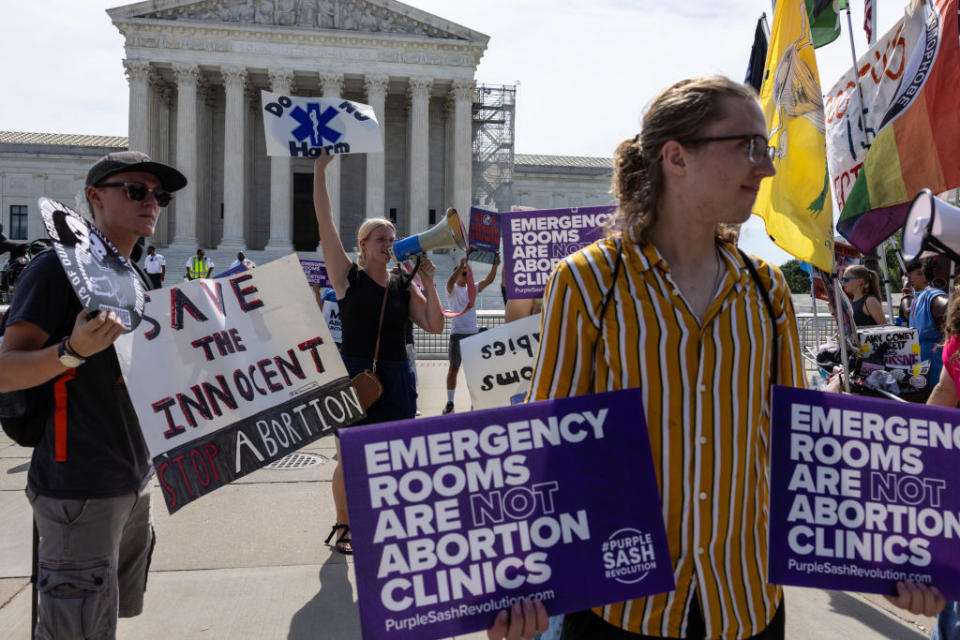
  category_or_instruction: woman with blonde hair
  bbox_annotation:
[313,151,444,554]
[840,264,886,326]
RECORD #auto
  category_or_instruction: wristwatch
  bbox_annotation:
[57,337,86,368]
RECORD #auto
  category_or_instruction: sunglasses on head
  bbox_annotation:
[96,181,173,207]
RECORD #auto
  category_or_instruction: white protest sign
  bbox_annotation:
[460,314,541,409]
[322,299,342,344]
[261,90,382,158]
[115,254,363,512]
[824,3,923,212]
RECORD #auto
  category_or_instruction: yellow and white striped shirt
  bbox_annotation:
[529,235,805,640]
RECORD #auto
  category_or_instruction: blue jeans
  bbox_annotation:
[933,602,960,640]
[535,615,564,640]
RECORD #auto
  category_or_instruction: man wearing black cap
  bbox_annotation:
[0,151,186,639]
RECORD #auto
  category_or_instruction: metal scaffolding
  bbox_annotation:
[472,83,516,212]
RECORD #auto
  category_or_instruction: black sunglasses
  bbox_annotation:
[681,134,775,164]
[96,181,173,207]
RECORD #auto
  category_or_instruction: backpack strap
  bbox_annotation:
[53,370,75,462]
[737,249,778,386]
[589,238,623,390]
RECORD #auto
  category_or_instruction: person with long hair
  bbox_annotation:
[926,289,960,639]
[313,151,443,555]
[840,264,886,326]
[488,76,943,640]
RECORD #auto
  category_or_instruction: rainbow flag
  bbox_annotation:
[837,0,960,253]
[754,0,834,271]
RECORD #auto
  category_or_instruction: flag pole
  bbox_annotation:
[832,276,853,393]
[844,4,873,146]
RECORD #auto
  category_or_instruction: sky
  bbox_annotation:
[0,0,907,265]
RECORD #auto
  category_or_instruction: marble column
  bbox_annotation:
[123,60,151,154]
[148,72,171,244]
[451,81,474,223]
[407,77,432,236]
[266,69,295,251]
[220,66,247,250]
[170,63,199,249]
[320,72,344,234]
[364,75,389,220]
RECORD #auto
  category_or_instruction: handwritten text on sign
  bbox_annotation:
[340,390,674,640]
[461,314,541,410]
[769,386,960,599]
[501,206,614,299]
[115,255,362,513]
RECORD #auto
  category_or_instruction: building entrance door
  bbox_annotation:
[292,173,319,252]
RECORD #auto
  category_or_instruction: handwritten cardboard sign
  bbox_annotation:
[340,389,675,640]
[769,386,960,599]
[115,255,362,512]
[261,91,382,158]
[501,206,614,299]
[461,314,541,409]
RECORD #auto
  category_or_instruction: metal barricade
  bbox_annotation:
[413,310,506,359]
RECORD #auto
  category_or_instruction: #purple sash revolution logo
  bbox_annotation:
[340,389,674,640]
[769,386,960,599]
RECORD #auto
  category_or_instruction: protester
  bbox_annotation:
[230,251,256,270]
[507,76,943,640]
[313,150,443,555]
[911,257,949,388]
[185,248,213,280]
[0,150,186,639]
[840,264,886,326]
[143,244,165,288]
[443,252,499,414]
[926,288,960,640]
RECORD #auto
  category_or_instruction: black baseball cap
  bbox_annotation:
[86,151,188,192]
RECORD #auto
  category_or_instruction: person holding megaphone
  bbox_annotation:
[313,150,444,555]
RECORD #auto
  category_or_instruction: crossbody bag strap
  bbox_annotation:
[371,282,389,373]
[589,238,623,391]
[737,249,778,386]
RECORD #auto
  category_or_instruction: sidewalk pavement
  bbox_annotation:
[0,360,938,639]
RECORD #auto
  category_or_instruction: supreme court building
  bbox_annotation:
[0,0,613,266]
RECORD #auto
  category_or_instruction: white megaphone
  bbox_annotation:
[902,189,960,263]
[390,207,468,263]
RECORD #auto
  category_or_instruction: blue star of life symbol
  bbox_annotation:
[290,103,342,147]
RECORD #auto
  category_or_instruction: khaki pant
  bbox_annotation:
[27,482,154,640]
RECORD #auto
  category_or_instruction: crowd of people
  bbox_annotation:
[0,74,955,640]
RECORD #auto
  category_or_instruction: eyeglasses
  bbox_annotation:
[96,182,173,207]
[841,276,859,282]
[682,134,775,164]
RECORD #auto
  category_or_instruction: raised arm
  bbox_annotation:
[409,257,444,334]
[477,252,500,293]
[313,151,353,297]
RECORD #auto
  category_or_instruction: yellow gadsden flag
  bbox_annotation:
[754,0,834,271]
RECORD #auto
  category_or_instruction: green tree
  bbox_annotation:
[780,259,811,294]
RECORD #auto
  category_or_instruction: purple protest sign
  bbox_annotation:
[299,258,331,288]
[468,207,500,253]
[340,389,674,640]
[501,206,615,299]
[769,386,960,599]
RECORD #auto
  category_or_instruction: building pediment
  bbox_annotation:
[107,0,487,43]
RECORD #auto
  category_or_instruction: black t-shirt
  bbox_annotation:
[6,251,151,499]
[339,264,411,361]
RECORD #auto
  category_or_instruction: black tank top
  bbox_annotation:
[851,296,877,327]
[339,264,411,361]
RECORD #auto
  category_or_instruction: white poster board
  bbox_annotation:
[115,254,362,512]
[261,91,382,157]
[460,314,541,409]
